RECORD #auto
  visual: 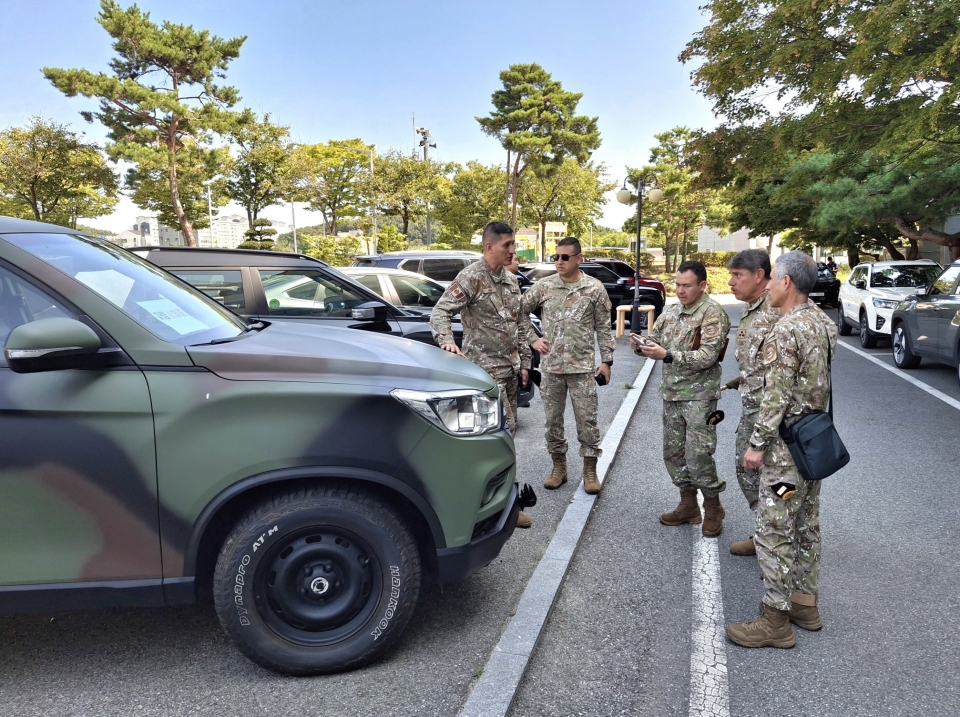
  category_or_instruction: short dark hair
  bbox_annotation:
[677,260,707,284]
[727,249,771,280]
[556,236,582,254]
[482,221,514,245]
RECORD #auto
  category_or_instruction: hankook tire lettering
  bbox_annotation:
[370,566,402,640]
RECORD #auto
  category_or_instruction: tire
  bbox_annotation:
[213,486,421,675]
[859,311,878,348]
[837,306,852,336]
[891,324,921,369]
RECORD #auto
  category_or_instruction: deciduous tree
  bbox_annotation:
[288,139,371,236]
[434,161,507,247]
[227,114,291,230]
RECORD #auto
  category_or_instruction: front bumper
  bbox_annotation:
[435,482,520,584]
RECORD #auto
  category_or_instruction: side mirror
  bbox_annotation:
[915,285,928,298]
[854,280,866,290]
[4,317,101,373]
[351,301,389,322]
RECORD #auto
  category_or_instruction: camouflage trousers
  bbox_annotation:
[488,366,519,434]
[735,409,761,512]
[541,371,601,458]
[662,400,726,498]
[755,462,822,612]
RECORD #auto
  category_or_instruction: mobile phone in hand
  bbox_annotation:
[595,372,607,386]
[630,333,649,347]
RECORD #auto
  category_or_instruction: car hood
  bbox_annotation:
[869,287,917,300]
[187,321,494,392]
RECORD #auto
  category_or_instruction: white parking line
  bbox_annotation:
[837,341,960,411]
[457,358,656,717]
[689,493,730,717]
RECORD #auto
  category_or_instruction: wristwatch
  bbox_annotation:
[663,350,674,364]
[602,360,613,367]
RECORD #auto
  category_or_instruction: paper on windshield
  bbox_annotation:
[75,270,135,308]
[136,298,209,336]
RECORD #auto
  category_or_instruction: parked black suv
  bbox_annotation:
[352,251,482,284]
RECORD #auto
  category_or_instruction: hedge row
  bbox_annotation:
[581,248,655,269]
[686,251,738,268]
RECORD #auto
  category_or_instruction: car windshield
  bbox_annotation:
[11,233,246,344]
[870,265,941,288]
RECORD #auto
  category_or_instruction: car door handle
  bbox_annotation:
[933,306,941,311]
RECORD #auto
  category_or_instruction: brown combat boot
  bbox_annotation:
[730,536,756,556]
[516,512,532,529]
[789,592,822,631]
[726,603,796,648]
[659,489,702,526]
[543,453,568,490]
[582,456,601,495]
[701,494,725,537]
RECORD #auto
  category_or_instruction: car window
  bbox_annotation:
[930,265,960,296]
[526,268,557,280]
[259,270,367,317]
[12,233,245,344]
[171,270,246,312]
[850,267,866,285]
[420,259,467,282]
[397,259,421,273]
[389,275,445,307]
[349,274,385,296]
[0,265,75,361]
[581,264,617,282]
[870,266,941,288]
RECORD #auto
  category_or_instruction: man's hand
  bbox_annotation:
[638,338,668,360]
[531,337,551,354]
[441,342,466,357]
[520,368,530,388]
[743,448,765,470]
[595,363,610,384]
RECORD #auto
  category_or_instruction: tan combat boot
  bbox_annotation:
[726,603,796,648]
[659,489,702,526]
[730,536,756,556]
[701,494,725,537]
[789,592,822,631]
[582,456,601,495]
[516,512,532,529]
[543,453,568,490]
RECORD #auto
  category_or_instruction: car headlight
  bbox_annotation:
[391,388,502,436]
[873,298,899,310]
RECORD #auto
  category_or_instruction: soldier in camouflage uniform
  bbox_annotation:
[726,251,837,649]
[632,261,731,536]
[431,221,534,528]
[521,237,615,495]
[724,249,838,556]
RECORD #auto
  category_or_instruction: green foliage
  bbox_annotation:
[687,251,737,269]
[300,233,361,266]
[477,63,601,226]
[227,114,291,229]
[582,248,655,269]
[370,150,451,236]
[44,0,251,245]
[237,217,277,250]
[0,117,118,228]
[375,224,408,253]
[653,268,731,296]
[434,161,506,245]
[289,139,371,236]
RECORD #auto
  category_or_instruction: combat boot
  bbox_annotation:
[582,456,601,495]
[543,453,568,490]
[701,494,725,537]
[730,536,756,556]
[726,603,796,648]
[789,592,822,631]
[516,512,532,529]
[659,489,702,526]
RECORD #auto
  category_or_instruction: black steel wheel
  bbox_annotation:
[837,306,852,336]
[213,486,420,675]
[859,311,878,348]
[891,324,921,369]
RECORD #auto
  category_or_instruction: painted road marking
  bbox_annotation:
[458,358,656,717]
[837,341,960,411]
[689,493,730,717]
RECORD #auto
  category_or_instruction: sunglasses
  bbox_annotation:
[551,252,580,262]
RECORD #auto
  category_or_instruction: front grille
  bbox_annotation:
[481,468,510,507]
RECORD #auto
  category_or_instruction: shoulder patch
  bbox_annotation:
[702,322,721,340]
[448,283,466,302]
[762,340,779,365]
[737,327,747,340]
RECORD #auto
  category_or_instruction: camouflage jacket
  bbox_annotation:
[430,258,533,372]
[520,272,615,374]
[644,294,731,401]
[733,294,838,415]
[749,303,838,466]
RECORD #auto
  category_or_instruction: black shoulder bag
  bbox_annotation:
[777,331,850,481]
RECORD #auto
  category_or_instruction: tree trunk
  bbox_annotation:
[246,207,254,230]
[846,248,860,268]
[540,219,547,262]
[893,215,960,262]
[168,152,196,246]
[873,233,905,260]
[401,209,410,236]
[510,155,523,229]
[906,239,919,260]
[504,150,512,222]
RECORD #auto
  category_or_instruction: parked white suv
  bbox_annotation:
[837,260,942,347]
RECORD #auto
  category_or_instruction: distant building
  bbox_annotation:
[195,214,290,249]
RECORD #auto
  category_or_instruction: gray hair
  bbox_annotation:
[727,249,771,279]
[774,251,818,295]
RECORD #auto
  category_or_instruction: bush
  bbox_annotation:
[687,251,737,268]
[582,248,655,269]
[653,268,731,297]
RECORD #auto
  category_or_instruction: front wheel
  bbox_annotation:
[891,324,921,369]
[213,486,421,675]
[837,306,852,336]
[859,312,878,348]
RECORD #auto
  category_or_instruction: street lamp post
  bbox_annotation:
[342,146,378,252]
[202,178,216,248]
[617,177,663,330]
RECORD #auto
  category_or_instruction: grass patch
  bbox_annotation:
[472,667,484,679]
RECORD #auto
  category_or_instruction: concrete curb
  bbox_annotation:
[457,358,657,717]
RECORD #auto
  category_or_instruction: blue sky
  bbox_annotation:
[3,0,718,231]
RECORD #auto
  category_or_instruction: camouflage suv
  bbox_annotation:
[0,218,522,674]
